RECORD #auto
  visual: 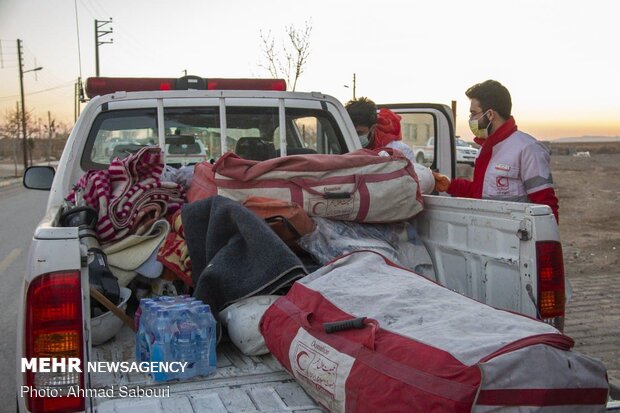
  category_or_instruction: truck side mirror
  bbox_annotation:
[23,166,55,190]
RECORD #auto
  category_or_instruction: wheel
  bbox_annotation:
[416,152,425,164]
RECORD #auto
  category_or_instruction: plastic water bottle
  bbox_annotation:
[134,300,146,361]
[136,296,218,382]
[159,296,176,305]
[150,309,172,382]
[134,298,152,329]
[193,304,217,376]
[135,300,155,362]
[171,309,197,380]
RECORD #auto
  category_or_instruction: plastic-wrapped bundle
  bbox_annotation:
[297,217,435,280]
[162,165,195,192]
[135,295,217,382]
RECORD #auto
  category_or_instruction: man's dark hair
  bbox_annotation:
[345,97,377,127]
[465,80,512,119]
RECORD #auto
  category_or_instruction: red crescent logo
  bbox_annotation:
[312,201,326,215]
[496,176,509,189]
[296,351,309,370]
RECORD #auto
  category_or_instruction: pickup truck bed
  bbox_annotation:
[91,193,558,412]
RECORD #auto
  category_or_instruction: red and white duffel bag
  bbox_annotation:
[186,149,423,223]
[260,251,609,412]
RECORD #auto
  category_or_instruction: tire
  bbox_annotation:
[416,152,425,164]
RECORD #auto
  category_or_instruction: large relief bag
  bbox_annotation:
[259,251,609,413]
[186,149,423,223]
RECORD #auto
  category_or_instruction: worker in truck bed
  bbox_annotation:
[345,97,438,194]
[345,97,416,162]
[436,79,560,222]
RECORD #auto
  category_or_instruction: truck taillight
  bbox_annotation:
[25,271,85,413]
[86,76,287,97]
[536,241,565,328]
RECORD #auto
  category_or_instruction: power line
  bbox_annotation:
[0,40,18,48]
[79,0,100,20]
[82,1,159,62]
[74,0,84,80]
[114,25,159,58]
[88,1,159,59]
[0,81,72,101]
[87,0,110,20]
[0,40,18,68]
[29,82,74,96]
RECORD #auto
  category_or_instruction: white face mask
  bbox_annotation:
[358,133,370,147]
[469,110,491,139]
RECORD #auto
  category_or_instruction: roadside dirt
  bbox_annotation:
[553,153,620,276]
[552,153,620,391]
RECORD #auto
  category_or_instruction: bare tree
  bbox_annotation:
[259,30,280,79]
[0,107,26,175]
[259,20,313,91]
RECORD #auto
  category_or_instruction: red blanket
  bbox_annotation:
[68,146,185,244]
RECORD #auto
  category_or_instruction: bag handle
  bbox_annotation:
[273,297,378,351]
[323,317,366,333]
[289,175,364,199]
[304,311,378,351]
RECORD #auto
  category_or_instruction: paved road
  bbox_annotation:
[0,183,48,413]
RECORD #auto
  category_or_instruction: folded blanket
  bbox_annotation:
[68,146,185,244]
[102,219,170,286]
[182,196,306,320]
[157,210,193,286]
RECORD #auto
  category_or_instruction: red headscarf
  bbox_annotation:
[370,108,402,149]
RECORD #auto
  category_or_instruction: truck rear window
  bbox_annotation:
[81,108,158,169]
[81,105,345,170]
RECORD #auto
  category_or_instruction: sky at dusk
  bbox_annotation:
[0,0,619,140]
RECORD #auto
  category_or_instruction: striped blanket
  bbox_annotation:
[68,146,185,244]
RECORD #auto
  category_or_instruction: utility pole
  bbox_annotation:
[451,100,457,133]
[95,18,113,76]
[14,102,19,176]
[344,73,357,100]
[74,81,78,122]
[17,39,43,170]
[47,111,55,163]
[74,77,83,121]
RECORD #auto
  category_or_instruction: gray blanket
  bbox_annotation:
[182,196,306,320]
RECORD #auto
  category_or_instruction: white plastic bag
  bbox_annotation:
[298,217,435,280]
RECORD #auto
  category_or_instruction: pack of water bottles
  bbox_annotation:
[135,295,217,382]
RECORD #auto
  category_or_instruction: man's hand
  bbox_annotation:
[432,171,451,192]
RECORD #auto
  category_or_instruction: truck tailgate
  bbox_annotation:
[90,327,320,412]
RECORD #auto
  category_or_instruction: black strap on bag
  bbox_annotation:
[264,215,303,239]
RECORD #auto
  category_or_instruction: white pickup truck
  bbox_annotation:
[411,136,479,166]
[17,76,609,412]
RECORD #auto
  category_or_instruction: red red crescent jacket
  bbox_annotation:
[447,117,559,222]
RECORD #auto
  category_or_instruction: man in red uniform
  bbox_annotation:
[435,80,559,222]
